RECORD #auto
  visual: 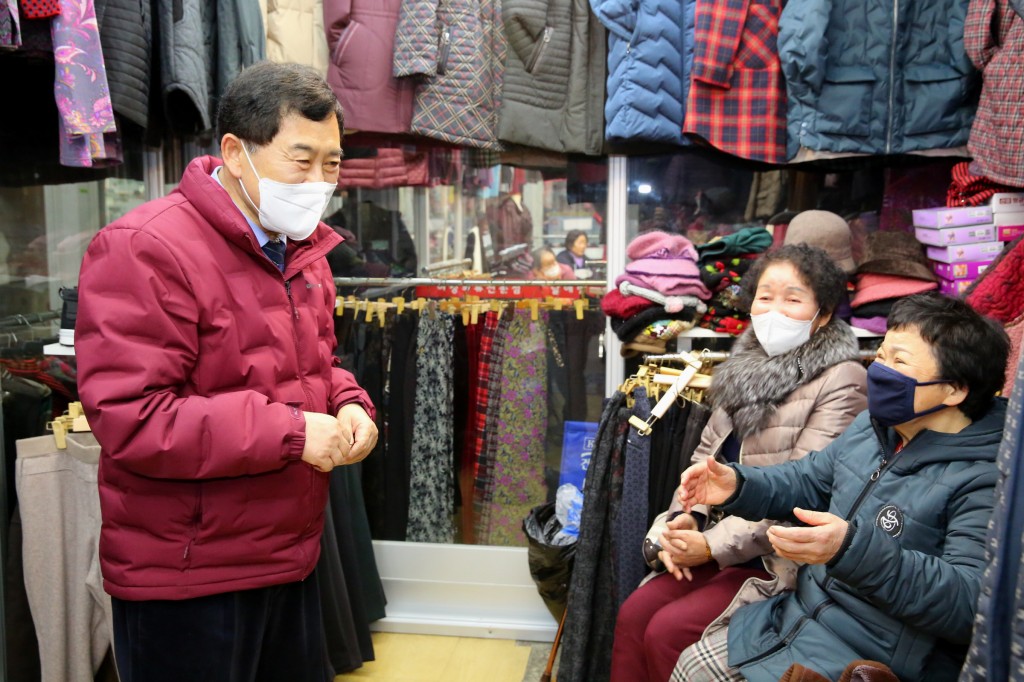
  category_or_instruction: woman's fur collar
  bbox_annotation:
[707,319,860,439]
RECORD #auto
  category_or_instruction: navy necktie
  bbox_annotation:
[261,239,286,272]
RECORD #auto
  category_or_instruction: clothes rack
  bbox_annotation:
[644,349,880,363]
[334,277,607,288]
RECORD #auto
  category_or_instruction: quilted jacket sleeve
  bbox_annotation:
[392,0,441,77]
[963,0,999,70]
[778,0,831,94]
[77,228,309,480]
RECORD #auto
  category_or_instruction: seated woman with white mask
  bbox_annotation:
[610,244,868,682]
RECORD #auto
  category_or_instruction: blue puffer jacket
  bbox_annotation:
[779,0,978,158]
[722,402,1005,681]
[590,0,694,144]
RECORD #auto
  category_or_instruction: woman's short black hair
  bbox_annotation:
[564,230,588,251]
[888,293,1009,420]
[217,62,344,146]
[741,243,848,317]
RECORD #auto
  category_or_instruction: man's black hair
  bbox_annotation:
[888,292,1009,420]
[741,243,847,317]
[217,62,344,146]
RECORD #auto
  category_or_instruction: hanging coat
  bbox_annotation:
[963,0,1024,186]
[393,0,506,149]
[264,0,330,76]
[325,0,416,133]
[590,0,691,145]
[683,0,787,163]
[779,0,978,159]
[498,0,606,154]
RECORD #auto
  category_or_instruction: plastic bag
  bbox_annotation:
[523,501,577,621]
[553,483,583,544]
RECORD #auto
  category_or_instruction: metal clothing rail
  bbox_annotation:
[645,348,880,363]
[333,277,608,288]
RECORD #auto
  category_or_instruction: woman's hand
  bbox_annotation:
[658,522,713,581]
[767,507,848,564]
[677,457,738,511]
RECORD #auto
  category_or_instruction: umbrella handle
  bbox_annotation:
[541,607,568,682]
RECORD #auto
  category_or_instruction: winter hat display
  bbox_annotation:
[783,210,857,274]
[856,231,937,282]
[615,230,712,300]
[695,226,773,263]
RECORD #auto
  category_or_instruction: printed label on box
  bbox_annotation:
[990,193,1024,213]
[999,225,1024,242]
[931,260,992,279]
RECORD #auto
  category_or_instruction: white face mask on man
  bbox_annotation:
[750,309,818,356]
[238,143,336,241]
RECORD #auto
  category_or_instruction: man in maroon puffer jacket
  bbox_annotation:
[77,62,377,682]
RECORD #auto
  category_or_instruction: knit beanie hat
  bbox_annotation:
[784,210,856,274]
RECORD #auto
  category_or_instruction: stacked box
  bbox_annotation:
[912,204,1003,297]
[914,223,995,246]
[926,241,1004,263]
[990,193,1024,213]
[931,260,991,280]
[937,277,974,297]
[912,205,992,228]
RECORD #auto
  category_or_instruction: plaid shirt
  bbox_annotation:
[965,0,1024,186]
[684,0,787,163]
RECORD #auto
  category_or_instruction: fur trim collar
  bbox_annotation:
[708,319,860,439]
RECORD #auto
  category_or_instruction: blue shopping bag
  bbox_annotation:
[558,421,599,491]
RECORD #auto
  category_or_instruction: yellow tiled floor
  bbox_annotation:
[335,632,536,682]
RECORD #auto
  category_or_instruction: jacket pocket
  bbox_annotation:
[436,23,452,76]
[814,66,875,136]
[902,63,968,136]
[332,20,362,64]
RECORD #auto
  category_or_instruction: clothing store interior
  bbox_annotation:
[2,1,1024,681]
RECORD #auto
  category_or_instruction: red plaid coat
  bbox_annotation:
[684,0,787,163]
[965,0,1024,187]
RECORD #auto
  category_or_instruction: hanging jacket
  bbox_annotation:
[264,0,329,76]
[325,0,416,133]
[683,0,787,163]
[964,0,1024,186]
[779,0,978,159]
[338,147,429,189]
[392,0,506,149]
[94,0,152,129]
[77,156,374,601]
[721,401,1005,682]
[590,0,690,145]
[498,0,606,154]
[960,356,1024,682]
[157,0,265,134]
